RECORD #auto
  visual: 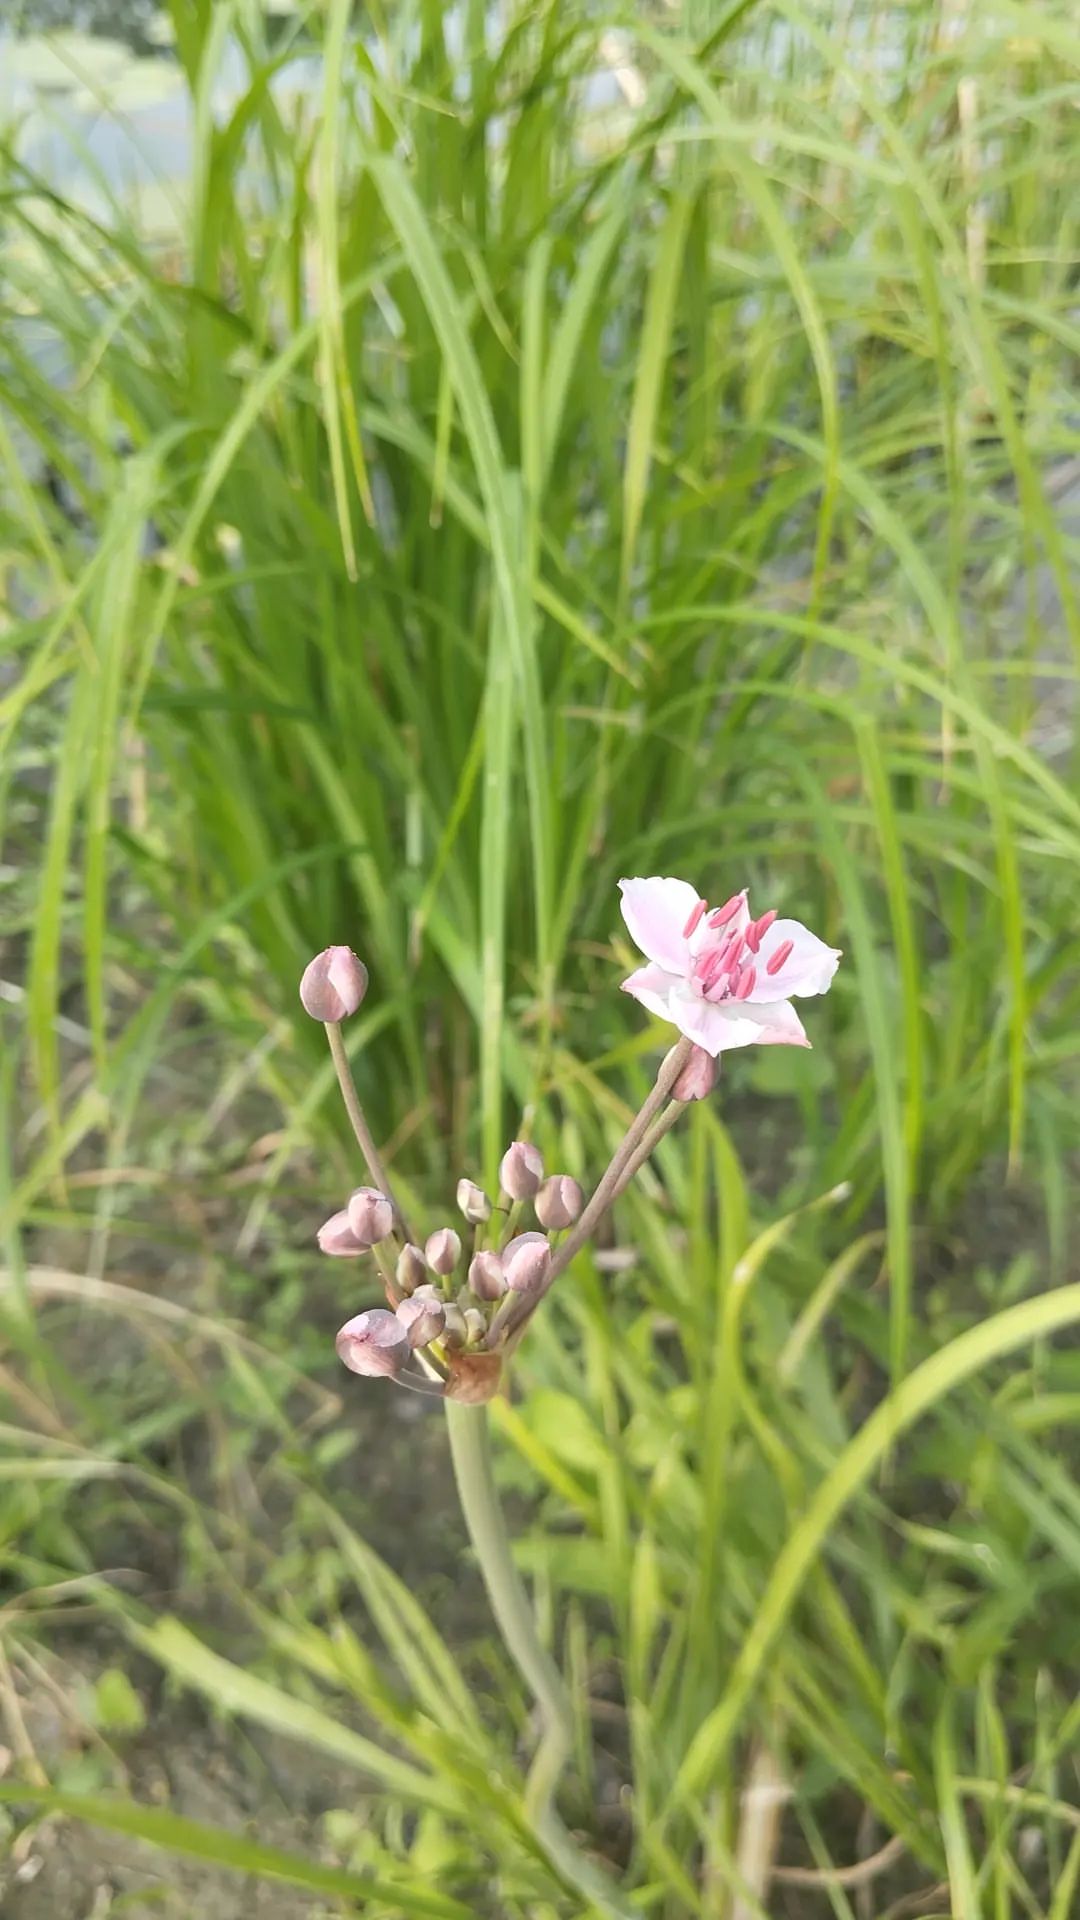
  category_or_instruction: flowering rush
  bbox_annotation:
[300,879,839,1399]
[619,876,840,1055]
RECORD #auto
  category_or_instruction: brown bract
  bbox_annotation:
[444,1349,504,1404]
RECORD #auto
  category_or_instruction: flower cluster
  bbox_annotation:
[325,1135,583,1401]
[301,881,839,1402]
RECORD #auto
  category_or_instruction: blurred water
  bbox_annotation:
[9,0,164,48]
[1,2,631,234]
[0,6,326,234]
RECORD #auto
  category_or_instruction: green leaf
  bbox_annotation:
[675,1285,1080,1806]
[90,1667,146,1736]
[0,1785,475,1917]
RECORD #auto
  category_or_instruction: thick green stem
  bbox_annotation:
[445,1402,571,1741]
[444,1401,637,1920]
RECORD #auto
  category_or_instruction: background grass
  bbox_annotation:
[1,0,1079,1912]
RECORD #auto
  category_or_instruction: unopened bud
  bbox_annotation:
[396,1243,427,1294]
[317,1208,369,1257]
[456,1177,492,1224]
[442,1301,467,1348]
[346,1187,394,1247]
[503,1231,552,1296]
[425,1226,462,1276]
[463,1307,486,1345]
[535,1174,583,1231]
[299,946,368,1022]
[670,1044,719,1102]
[468,1250,506,1301]
[499,1140,544,1200]
[335,1309,410,1378]
[396,1294,446,1349]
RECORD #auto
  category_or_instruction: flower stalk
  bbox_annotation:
[445,1401,636,1919]
[324,1021,413,1243]
[297,875,837,1907]
[491,1035,692,1349]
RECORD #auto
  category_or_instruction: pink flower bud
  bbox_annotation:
[395,1243,427,1294]
[535,1175,583,1231]
[425,1226,462,1276]
[346,1187,394,1247]
[463,1307,486,1344]
[671,1045,719,1103]
[299,946,368,1022]
[335,1309,410,1378]
[503,1231,552,1296]
[396,1294,446,1349]
[468,1250,506,1301]
[317,1208,369,1257]
[456,1178,492,1224]
[499,1140,544,1200]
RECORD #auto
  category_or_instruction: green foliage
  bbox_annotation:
[89,1665,147,1735]
[1,0,1079,1913]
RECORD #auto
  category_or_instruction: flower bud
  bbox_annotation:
[395,1294,446,1350]
[468,1250,506,1301]
[463,1307,486,1345]
[346,1186,394,1247]
[425,1226,462,1276]
[670,1044,719,1103]
[503,1231,552,1296]
[499,1140,544,1200]
[335,1309,410,1378]
[535,1174,583,1231]
[396,1243,427,1294]
[456,1177,492,1224]
[299,946,368,1022]
[442,1301,467,1348]
[317,1208,368,1257]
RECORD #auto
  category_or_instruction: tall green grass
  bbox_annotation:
[1,0,1079,1911]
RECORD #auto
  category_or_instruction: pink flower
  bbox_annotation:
[618,876,840,1056]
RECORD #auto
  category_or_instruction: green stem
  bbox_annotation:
[444,1402,637,1920]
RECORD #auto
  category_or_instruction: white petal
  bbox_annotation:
[675,995,810,1055]
[736,997,811,1047]
[620,962,683,1024]
[752,918,841,1001]
[618,876,700,975]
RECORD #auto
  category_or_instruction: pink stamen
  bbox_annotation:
[698,948,727,992]
[718,931,744,971]
[708,891,744,929]
[744,908,777,955]
[734,965,757,1000]
[705,973,731,1002]
[766,938,794,977]
[682,898,708,939]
